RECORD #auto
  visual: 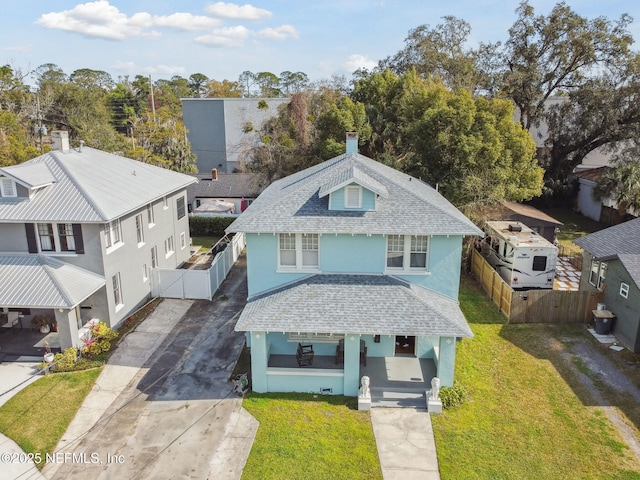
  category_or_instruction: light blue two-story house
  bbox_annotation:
[227,135,482,397]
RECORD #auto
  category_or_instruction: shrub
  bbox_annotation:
[189,215,235,238]
[439,383,467,409]
[39,347,79,372]
[81,321,118,357]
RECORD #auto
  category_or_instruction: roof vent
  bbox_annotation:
[508,223,522,232]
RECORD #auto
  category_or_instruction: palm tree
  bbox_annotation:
[593,159,640,217]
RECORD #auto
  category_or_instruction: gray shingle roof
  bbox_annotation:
[0,147,196,223]
[0,255,105,308]
[236,274,473,338]
[574,218,640,285]
[186,172,265,205]
[227,153,482,236]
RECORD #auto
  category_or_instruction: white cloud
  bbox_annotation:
[4,45,32,53]
[205,2,272,21]
[194,26,252,48]
[257,25,298,41]
[343,54,377,73]
[110,60,187,76]
[35,0,220,40]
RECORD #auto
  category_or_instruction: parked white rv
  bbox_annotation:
[479,221,557,289]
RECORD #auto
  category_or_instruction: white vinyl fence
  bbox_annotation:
[151,233,245,300]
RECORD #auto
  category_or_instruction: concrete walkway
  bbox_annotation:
[370,407,441,480]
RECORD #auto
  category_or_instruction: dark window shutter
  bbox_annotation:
[25,223,38,253]
[72,224,84,254]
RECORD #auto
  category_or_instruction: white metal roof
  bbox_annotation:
[0,255,105,308]
[0,147,196,223]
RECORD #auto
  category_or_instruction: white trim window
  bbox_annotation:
[344,185,362,209]
[0,178,17,197]
[386,234,429,272]
[105,219,122,250]
[151,246,158,268]
[620,282,629,299]
[112,273,123,310]
[142,263,148,282]
[37,223,56,251]
[597,262,607,291]
[57,224,76,251]
[147,204,155,227]
[35,223,77,252]
[589,259,599,286]
[135,214,144,246]
[180,232,186,250]
[278,233,319,270]
[164,236,175,257]
[163,196,168,209]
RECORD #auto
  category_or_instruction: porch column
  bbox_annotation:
[343,334,361,396]
[437,336,457,387]
[55,308,80,350]
[250,331,268,393]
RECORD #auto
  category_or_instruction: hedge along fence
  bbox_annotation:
[189,215,236,238]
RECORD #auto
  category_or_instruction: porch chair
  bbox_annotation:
[296,343,314,367]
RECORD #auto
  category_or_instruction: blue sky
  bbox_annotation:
[2,1,640,85]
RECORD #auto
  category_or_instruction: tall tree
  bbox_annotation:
[593,157,640,218]
[378,16,496,93]
[188,73,209,97]
[205,79,243,98]
[502,1,633,130]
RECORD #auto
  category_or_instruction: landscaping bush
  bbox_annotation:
[439,383,467,409]
[189,215,235,238]
[81,321,118,357]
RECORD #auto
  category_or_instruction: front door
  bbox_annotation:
[395,335,415,355]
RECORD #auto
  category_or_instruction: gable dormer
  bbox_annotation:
[0,163,56,200]
[319,164,389,212]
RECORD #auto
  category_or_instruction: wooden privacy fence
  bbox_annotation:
[470,249,602,324]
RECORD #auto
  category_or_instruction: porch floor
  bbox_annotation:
[0,329,61,362]
[361,356,436,408]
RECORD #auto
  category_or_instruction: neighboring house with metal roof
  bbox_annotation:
[0,131,196,351]
[182,97,290,174]
[574,218,640,352]
[186,170,266,215]
[226,134,483,397]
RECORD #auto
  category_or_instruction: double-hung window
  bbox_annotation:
[58,224,76,251]
[147,204,155,227]
[135,214,144,245]
[105,219,122,250]
[165,236,174,257]
[37,223,56,251]
[386,234,429,272]
[620,282,629,299]
[112,273,123,309]
[278,233,319,270]
[597,262,607,290]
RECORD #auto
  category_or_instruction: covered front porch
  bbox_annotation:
[0,255,107,354]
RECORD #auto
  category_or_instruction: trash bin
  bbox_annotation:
[594,317,612,335]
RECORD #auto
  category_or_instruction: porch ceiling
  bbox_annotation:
[0,254,105,308]
[236,274,473,338]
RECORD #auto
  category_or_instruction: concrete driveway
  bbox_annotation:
[43,258,257,480]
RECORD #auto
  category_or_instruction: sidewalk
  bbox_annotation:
[370,407,441,480]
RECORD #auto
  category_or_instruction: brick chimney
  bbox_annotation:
[51,131,70,152]
[211,168,218,181]
[346,132,358,155]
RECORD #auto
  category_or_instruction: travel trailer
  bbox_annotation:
[479,221,557,289]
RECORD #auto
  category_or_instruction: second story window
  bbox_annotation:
[135,214,144,245]
[105,219,122,250]
[58,224,76,251]
[344,185,362,209]
[176,196,186,220]
[278,233,319,270]
[37,223,56,251]
[387,234,429,272]
[147,204,155,226]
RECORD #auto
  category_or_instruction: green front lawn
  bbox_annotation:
[0,368,102,468]
[242,393,382,480]
[432,276,640,479]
